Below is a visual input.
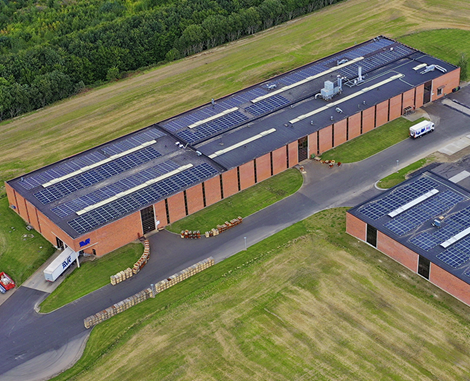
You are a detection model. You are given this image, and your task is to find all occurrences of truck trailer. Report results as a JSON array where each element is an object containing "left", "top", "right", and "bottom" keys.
[
  {"left": 409, "top": 120, "right": 434, "bottom": 138},
  {"left": 44, "top": 247, "right": 79, "bottom": 282}
]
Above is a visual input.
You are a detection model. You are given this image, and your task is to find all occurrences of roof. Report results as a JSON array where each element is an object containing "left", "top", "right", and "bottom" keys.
[
  {"left": 7, "top": 36, "right": 457, "bottom": 239},
  {"left": 348, "top": 170, "right": 470, "bottom": 286}
]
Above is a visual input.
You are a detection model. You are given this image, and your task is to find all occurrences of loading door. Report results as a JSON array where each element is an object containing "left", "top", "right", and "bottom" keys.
[
  {"left": 298, "top": 136, "right": 308, "bottom": 162},
  {"left": 423, "top": 80, "right": 432, "bottom": 104},
  {"left": 141, "top": 205, "right": 156, "bottom": 234}
]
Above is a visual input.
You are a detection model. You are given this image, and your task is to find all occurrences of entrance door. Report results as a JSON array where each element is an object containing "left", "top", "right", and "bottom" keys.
[
  {"left": 298, "top": 136, "right": 308, "bottom": 162},
  {"left": 423, "top": 80, "right": 432, "bottom": 104},
  {"left": 56, "top": 237, "right": 65, "bottom": 249},
  {"left": 141, "top": 205, "right": 156, "bottom": 234},
  {"left": 418, "top": 255, "right": 430, "bottom": 279}
]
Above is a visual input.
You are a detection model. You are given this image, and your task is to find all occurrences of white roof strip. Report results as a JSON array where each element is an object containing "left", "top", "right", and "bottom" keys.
[
  {"left": 413, "top": 63, "right": 427, "bottom": 71},
  {"left": 208, "top": 128, "right": 276, "bottom": 159},
  {"left": 449, "top": 170, "right": 470, "bottom": 184},
  {"left": 388, "top": 189, "right": 439, "bottom": 218},
  {"left": 290, "top": 74, "right": 404, "bottom": 124},
  {"left": 42, "top": 140, "right": 157, "bottom": 188},
  {"left": 188, "top": 107, "right": 239, "bottom": 128},
  {"left": 440, "top": 226, "right": 470, "bottom": 249},
  {"left": 76, "top": 164, "right": 193, "bottom": 215},
  {"left": 251, "top": 57, "right": 365, "bottom": 103}
]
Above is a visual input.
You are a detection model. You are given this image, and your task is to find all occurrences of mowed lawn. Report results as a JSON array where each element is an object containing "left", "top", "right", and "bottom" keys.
[
  {"left": 0, "top": 196, "right": 54, "bottom": 285},
  {"left": 55, "top": 209, "right": 470, "bottom": 381},
  {"left": 167, "top": 168, "right": 303, "bottom": 233}
]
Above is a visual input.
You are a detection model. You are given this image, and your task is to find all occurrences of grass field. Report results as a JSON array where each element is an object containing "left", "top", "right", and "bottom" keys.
[
  {"left": 0, "top": 196, "right": 54, "bottom": 285},
  {"left": 53, "top": 208, "right": 470, "bottom": 380},
  {"left": 377, "top": 156, "right": 437, "bottom": 188},
  {"left": 320, "top": 117, "right": 425, "bottom": 163},
  {"left": 167, "top": 169, "right": 303, "bottom": 233},
  {"left": 40, "top": 243, "right": 143, "bottom": 313}
]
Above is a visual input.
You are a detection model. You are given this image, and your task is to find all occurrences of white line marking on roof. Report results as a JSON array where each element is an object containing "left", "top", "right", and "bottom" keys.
[
  {"left": 208, "top": 128, "right": 277, "bottom": 159},
  {"left": 188, "top": 107, "right": 239, "bottom": 128},
  {"left": 42, "top": 140, "right": 157, "bottom": 188},
  {"left": 76, "top": 164, "right": 193, "bottom": 215},
  {"left": 250, "top": 57, "right": 365, "bottom": 103},
  {"left": 289, "top": 74, "right": 404, "bottom": 124}
]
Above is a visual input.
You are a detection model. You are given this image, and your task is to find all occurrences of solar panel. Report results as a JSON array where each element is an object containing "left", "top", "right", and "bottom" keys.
[
  {"left": 437, "top": 235, "right": 470, "bottom": 268},
  {"left": 359, "top": 176, "right": 438, "bottom": 220},
  {"left": 245, "top": 95, "right": 290, "bottom": 117},
  {"left": 411, "top": 207, "right": 470, "bottom": 251},
  {"left": 34, "top": 147, "right": 161, "bottom": 205},
  {"left": 67, "top": 163, "right": 219, "bottom": 235},
  {"left": 176, "top": 111, "right": 249, "bottom": 144},
  {"left": 385, "top": 190, "right": 464, "bottom": 236}
]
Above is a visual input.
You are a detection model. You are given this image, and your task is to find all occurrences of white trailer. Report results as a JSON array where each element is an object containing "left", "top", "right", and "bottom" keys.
[
  {"left": 409, "top": 120, "right": 434, "bottom": 138},
  {"left": 44, "top": 247, "right": 79, "bottom": 282}
]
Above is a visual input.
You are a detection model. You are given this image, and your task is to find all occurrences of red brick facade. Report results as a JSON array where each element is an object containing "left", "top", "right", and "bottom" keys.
[
  {"left": 389, "top": 94, "right": 402, "bottom": 121},
  {"left": 203, "top": 176, "right": 221, "bottom": 206},
  {"left": 308, "top": 132, "right": 317, "bottom": 158},
  {"left": 154, "top": 200, "right": 168, "bottom": 227},
  {"left": 318, "top": 125, "right": 332, "bottom": 154},
  {"left": 376, "top": 231, "right": 419, "bottom": 272},
  {"left": 362, "top": 107, "right": 375, "bottom": 133},
  {"left": 239, "top": 161, "right": 255, "bottom": 190},
  {"left": 185, "top": 184, "right": 204, "bottom": 215},
  {"left": 375, "top": 100, "right": 389, "bottom": 128},
  {"left": 402, "top": 88, "right": 415, "bottom": 111},
  {"left": 345, "top": 212, "right": 366, "bottom": 241},
  {"left": 348, "top": 113, "right": 361, "bottom": 140},
  {"left": 415, "top": 85, "right": 424, "bottom": 108},
  {"left": 167, "top": 192, "right": 186, "bottom": 223},
  {"left": 222, "top": 168, "right": 238, "bottom": 198},
  {"left": 288, "top": 141, "right": 299, "bottom": 166},
  {"left": 431, "top": 68, "right": 460, "bottom": 102},
  {"left": 272, "top": 147, "right": 287, "bottom": 175},
  {"left": 256, "top": 153, "right": 271, "bottom": 182},
  {"left": 430, "top": 264, "right": 470, "bottom": 306},
  {"left": 333, "top": 119, "right": 347, "bottom": 147}
]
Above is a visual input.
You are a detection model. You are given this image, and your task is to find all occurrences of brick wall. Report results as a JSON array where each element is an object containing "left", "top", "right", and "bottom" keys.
[
  {"left": 203, "top": 176, "right": 221, "bottom": 206},
  {"left": 345, "top": 212, "right": 366, "bottom": 241},
  {"left": 272, "top": 146, "right": 287, "bottom": 175},
  {"left": 348, "top": 113, "right": 361, "bottom": 140},
  {"left": 167, "top": 192, "right": 186, "bottom": 223},
  {"left": 431, "top": 68, "right": 461, "bottom": 101},
  {"left": 375, "top": 100, "right": 389, "bottom": 128},
  {"left": 185, "top": 184, "right": 204, "bottom": 215},
  {"left": 306, "top": 133, "right": 316, "bottom": 158},
  {"left": 288, "top": 142, "right": 299, "bottom": 166},
  {"left": 333, "top": 119, "right": 347, "bottom": 147},
  {"left": 154, "top": 200, "right": 168, "bottom": 227},
  {"left": 318, "top": 125, "right": 332, "bottom": 154},
  {"left": 222, "top": 168, "right": 238, "bottom": 198},
  {"left": 377, "top": 231, "right": 418, "bottom": 272},
  {"left": 362, "top": 107, "right": 375, "bottom": 133},
  {"left": 256, "top": 153, "right": 271, "bottom": 182},
  {"left": 402, "top": 88, "right": 415, "bottom": 111},
  {"left": 389, "top": 94, "right": 402, "bottom": 121},
  {"left": 239, "top": 161, "right": 255, "bottom": 189},
  {"left": 429, "top": 263, "right": 470, "bottom": 306},
  {"left": 415, "top": 84, "right": 424, "bottom": 109}
]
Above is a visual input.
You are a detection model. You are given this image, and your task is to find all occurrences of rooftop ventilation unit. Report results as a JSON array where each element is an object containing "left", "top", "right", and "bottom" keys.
[
  {"left": 267, "top": 83, "right": 277, "bottom": 90},
  {"left": 420, "top": 64, "right": 448, "bottom": 74},
  {"left": 335, "top": 107, "right": 343, "bottom": 113},
  {"left": 319, "top": 75, "right": 343, "bottom": 101},
  {"left": 337, "top": 58, "right": 348, "bottom": 65}
]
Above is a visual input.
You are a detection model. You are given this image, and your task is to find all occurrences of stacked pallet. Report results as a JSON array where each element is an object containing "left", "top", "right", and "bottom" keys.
[
  {"left": 180, "top": 230, "right": 201, "bottom": 239},
  {"left": 84, "top": 288, "right": 152, "bottom": 329},
  {"left": 110, "top": 268, "right": 133, "bottom": 285},
  {"left": 85, "top": 258, "right": 214, "bottom": 329},
  {"left": 205, "top": 216, "right": 242, "bottom": 237},
  {"left": 132, "top": 240, "right": 150, "bottom": 275}
]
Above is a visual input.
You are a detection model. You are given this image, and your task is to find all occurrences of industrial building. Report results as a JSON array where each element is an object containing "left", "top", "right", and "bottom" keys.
[
  {"left": 347, "top": 159, "right": 470, "bottom": 307},
  {"left": 6, "top": 36, "right": 460, "bottom": 256}
]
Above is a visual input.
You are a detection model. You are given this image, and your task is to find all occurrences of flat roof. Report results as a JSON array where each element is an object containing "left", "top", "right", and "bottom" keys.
[
  {"left": 7, "top": 36, "right": 457, "bottom": 239},
  {"left": 348, "top": 171, "right": 470, "bottom": 286}
]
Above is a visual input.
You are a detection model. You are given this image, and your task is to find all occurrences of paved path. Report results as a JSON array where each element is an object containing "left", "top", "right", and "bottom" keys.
[{"left": 1, "top": 88, "right": 470, "bottom": 380}]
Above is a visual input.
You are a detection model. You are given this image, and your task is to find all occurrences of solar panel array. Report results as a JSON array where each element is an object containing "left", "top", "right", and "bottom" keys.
[
  {"left": 18, "top": 128, "right": 165, "bottom": 190},
  {"left": 411, "top": 207, "right": 470, "bottom": 251},
  {"left": 176, "top": 111, "right": 249, "bottom": 144},
  {"left": 161, "top": 88, "right": 265, "bottom": 133},
  {"left": 67, "top": 163, "right": 219, "bottom": 235},
  {"left": 359, "top": 176, "right": 438, "bottom": 220},
  {"left": 34, "top": 147, "right": 162, "bottom": 205},
  {"left": 52, "top": 160, "right": 180, "bottom": 218},
  {"left": 245, "top": 95, "right": 290, "bottom": 117},
  {"left": 385, "top": 190, "right": 464, "bottom": 236},
  {"left": 437, "top": 235, "right": 470, "bottom": 268}
]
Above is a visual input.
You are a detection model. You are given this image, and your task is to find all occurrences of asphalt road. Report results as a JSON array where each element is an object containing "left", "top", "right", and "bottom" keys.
[{"left": 1, "top": 88, "right": 470, "bottom": 380}]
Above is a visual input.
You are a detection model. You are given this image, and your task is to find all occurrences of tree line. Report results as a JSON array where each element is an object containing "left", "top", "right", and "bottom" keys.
[{"left": 0, "top": 0, "right": 341, "bottom": 122}]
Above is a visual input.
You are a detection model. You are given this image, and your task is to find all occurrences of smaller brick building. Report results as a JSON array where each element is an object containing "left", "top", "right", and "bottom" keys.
[{"left": 347, "top": 167, "right": 470, "bottom": 306}]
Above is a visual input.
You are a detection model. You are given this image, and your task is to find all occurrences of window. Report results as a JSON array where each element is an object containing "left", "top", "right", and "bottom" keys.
[
  {"left": 437, "top": 87, "right": 443, "bottom": 96},
  {"left": 366, "top": 224, "right": 377, "bottom": 247}
]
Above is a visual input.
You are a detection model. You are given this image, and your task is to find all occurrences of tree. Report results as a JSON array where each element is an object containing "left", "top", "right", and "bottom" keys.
[
  {"left": 106, "top": 66, "right": 120, "bottom": 81},
  {"left": 458, "top": 53, "right": 468, "bottom": 81}
]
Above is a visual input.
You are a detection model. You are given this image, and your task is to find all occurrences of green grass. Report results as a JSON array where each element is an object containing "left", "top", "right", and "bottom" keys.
[
  {"left": 166, "top": 168, "right": 303, "bottom": 233},
  {"left": 377, "top": 157, "right": 436, "bottom": 188},
  {"left": 320, "top": 117, "right": 425, "bottom": 163},
  {"left": 399, "top": 29, "right": 470, "bottom": 81},
  {"left": 0, "top": 196, "right": 54, "bottom": 285},
  {"left": 39, "top": 243, "right": 144, "bottom": 313},
  {"left": 52, "top": 208, "right": 470, "bottom": 380}
]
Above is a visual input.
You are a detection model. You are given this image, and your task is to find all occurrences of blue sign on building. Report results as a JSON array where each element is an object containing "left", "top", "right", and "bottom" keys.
[{"left": 79, "top": 238, "right": 91, "bottom": 247}]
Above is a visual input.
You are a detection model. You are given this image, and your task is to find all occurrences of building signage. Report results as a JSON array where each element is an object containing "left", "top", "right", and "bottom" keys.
[{"left": 79, "top": 238, "right": 91, "bottom": 247}]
